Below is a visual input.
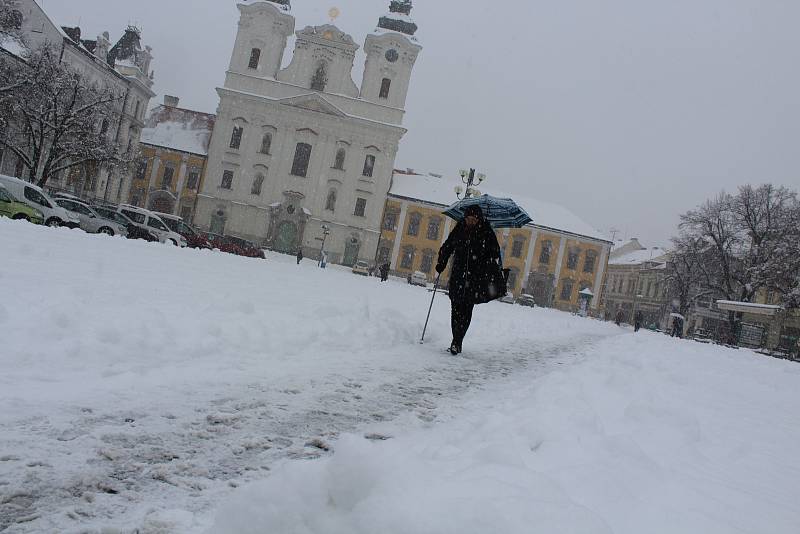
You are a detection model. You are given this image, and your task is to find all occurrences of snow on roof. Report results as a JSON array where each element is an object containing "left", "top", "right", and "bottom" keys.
[
  {"left": 609, "top": 247, "right": 669, "bottom": 266},
  {"left": 389, "top": 171, "right": 610, "bottom": 243},
  {"left": 140, "top": 105, "right": 216, "bottom": 156}
]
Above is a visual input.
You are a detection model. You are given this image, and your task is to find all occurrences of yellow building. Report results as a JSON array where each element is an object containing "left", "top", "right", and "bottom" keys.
[
  {"left": 129, "top": 96, "right": 215, "bottom": 222},
  {"left": 377, "top": 170, "right": 613, "bottom": 313}
]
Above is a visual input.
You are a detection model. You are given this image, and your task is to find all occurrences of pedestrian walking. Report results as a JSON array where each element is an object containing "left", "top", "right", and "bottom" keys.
[
  {"left": 634, "top": 310, "right": 643, "bottom": 332},
  {"left": 671, "top": 316, "right": 684, "bottom": 338},
  {"left": 296, "top": 248, "right": 303, "bottom": 265},
  {"left": 379, "top": 263, "right": 390, "bottom": 282},
  {"left": 436, "top": 205, "right": 503, "bottom": 355},
  {"left": 615, "top": 309, "right": 624, "bottom": 326}
]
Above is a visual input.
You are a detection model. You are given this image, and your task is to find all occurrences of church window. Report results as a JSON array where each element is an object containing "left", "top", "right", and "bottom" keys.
[
  {"left": 583, "top": 251, "right": 597, "bottom": 273},
  {"left": 362, "top": 154, "right": 375, "bottom": 177},
  {"left": 379, "top": 78, "right": 391, "bottom": 99},
  {"left": 333, "top": 148, "right": 346, "bottom": 170},
  {"left": 539, "top": 240, "right": 552, "bottom": 264},
  {"left": 511, "top": 237, "right": 525, "bottom": 258},
  {"left": 383, "top": 211, "right": 397, "bottom": 230},
  {"left": 248, "top": 48, "right": 261, "bottom": 70},
  {"left": 420, "top": 250, "right": 435, "bottom": 274},
  {"left": 560, "top": 279, "right": 574, "bottom": 301},
  {"left": 187, "top": 170, "right": 199, "bottom": 190},
  {"left": 310, "top": 63, "right": 327, "bottom": 92},
  {"left": 291, "top": 142, "right": 312, "bottom": 177},
  {"left": 229, "top": 126, "right": 243, "bottom": 149},
  {"left": 400, "top": 247, "right": 415, "bottom": 269},
  {"left": 251, "top": 173, "right": 265, "bottom": 195},
  {"left": 325, "top": 189, "right": 337, "bottom": 211},
  {"left": 259, "top": 133, "right": 272, "bottom": 155},
  {"left": 354, "top": 197, "right": 367, "bottom": 217},
  {"left": 426, "top": 218, "right": 440, "bottom": 240},
  {"left": 407, "top": 213, "right": 421, "bottom": 236},
  {"left": 220, "top": 170, "right": 233, "bottom": 190},
  {"left": 160, "top": 166, "right": 174, "bottom": 190},
  {"left": 567, "top": 248, "right": 580, "bottom": 270}
]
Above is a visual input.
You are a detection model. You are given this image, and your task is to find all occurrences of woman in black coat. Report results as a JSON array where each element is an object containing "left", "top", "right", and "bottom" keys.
[{"left": 436, "top": 205, "right": 503, "bottom": 354}]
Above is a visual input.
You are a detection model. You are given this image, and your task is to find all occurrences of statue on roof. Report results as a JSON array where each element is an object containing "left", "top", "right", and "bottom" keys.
[
  {"left": 379, "top": 0, "right": 417, "bottom": 36},
  {"left": 389, "top": 0, "right": 413, "bottom": 15}
]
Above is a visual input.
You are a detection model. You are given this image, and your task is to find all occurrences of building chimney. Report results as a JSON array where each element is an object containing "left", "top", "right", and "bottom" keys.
[{"left": 164, "top": 95, "right": 179, "bottom": 108}]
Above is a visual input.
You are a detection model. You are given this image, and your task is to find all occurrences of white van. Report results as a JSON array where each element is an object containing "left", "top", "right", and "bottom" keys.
[
  {"left": 116, "top": 205, "right": 186, "bottom": 246},
  {"left": 0, "top": 174, "right": 80, "bottom": 228}
]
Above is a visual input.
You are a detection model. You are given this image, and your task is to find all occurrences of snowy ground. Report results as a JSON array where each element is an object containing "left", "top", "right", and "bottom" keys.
[{"left": 1, "top": 218, "right": 799, "bottom": 533}]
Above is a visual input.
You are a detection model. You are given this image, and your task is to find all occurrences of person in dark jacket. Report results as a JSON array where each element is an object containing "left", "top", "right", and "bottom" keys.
[
  {"left": 436, "top": 205, "right": 502, "bottom": 355},
  {"left": 615, "top": 309, "right": 624, "bottom": 326},
  {"left": 379, "top": 263, "right": 390, "bottom": 282},
  {"left": 296, "top": 248, "right": 303, "bottom": 265},
  {"left": 634, "top": 310, "right": 643, "bottom": 332}
]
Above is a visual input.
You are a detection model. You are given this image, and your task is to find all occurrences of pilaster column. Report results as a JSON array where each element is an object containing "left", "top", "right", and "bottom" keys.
[
  {"left": 390, "top": 201, "right": 408, "bottom": 270},
  {"left": 553, "top": 236, "right": 567, "bottom": 289},
  {"left": 144, "top": 151, "right": 162, "bottom": 208},
  {"left": 522, "top": 229, "right": 540, "bottom": 290},
  {"left": 174, "top": 155, "right": 190, "bottom": 215},
  {"left": 591, "top": 244, "right": 611, "bottom": 309}
]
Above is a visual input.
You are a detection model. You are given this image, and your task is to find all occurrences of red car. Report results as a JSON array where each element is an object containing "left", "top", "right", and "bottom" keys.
[
  {"left": 156, "top": 212, "right": 212, "bottom": 249},
  {"left": 202, "top": 232, "right": 266, "bottom": 259}
]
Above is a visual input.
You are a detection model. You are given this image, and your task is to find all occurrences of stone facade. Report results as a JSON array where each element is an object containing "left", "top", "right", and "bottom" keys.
[
  {"left": 195, "top": 0, "right": 421, "bottom": 266},
  {"left": 131, "top": 97, "right": 216, "bottom": 222},
  {"left": 1, "top": 0, "right": 155, "bottom": 204}
]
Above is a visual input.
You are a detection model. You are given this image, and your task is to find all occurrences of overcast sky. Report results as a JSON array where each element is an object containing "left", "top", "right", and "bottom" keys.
[{"left": 42, "top": 0, "right": 800, "bottom": 245}]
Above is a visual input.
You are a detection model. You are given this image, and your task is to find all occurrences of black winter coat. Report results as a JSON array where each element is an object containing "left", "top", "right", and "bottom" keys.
[{"left": 437, "top": 220, "right": 503, "bottom": 304}]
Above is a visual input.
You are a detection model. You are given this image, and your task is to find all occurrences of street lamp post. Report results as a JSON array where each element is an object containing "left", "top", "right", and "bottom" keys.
[
  {"left": 318, "top": 224, "right": 331, "bottom": 268},
  {"left": 454, "top": 168, "right": 486, "bottom": 199}
]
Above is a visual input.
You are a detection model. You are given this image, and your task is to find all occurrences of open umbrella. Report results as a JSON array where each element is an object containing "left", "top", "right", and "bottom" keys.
[{"left": 443, "top": 194, "right": 533, "bottom": 229}]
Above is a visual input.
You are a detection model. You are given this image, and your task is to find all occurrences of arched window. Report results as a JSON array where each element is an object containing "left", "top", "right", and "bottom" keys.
[
  {"left": 291, "top": 142, "right": 312, "bottom": 177},
  {"left": 354, "top": 198, "right": 367, "bottom": 217},
  {"left": 560, "top": 279, "right": 574, "bottom": 301},
  {"left": 230, "top": 126, "right": 243, "bottom": 149},
  {"left": 420, "top": 250, "right": 435, "bottom": 273},
  {"left": 400, "top": 246, "right": 415, "bottom": 269},
  {"left": 325, "top": 189, "right": 337, "bottom": 211},
  {"left": 333, "top": 148, "right": 346, "bottom": 170},
  {"left": 567, "top": 248, "right": 580, "bottom": 270},
  {"left": 260, "top": 133, "right": 272, "bottom": 155},
  {"left": 251, "top": 173, "right": 265, "bottom": 195},
  {"left": 362, "top": 154, "right": 375, "bottom": 177},
  {"left": 310, "top": 63, "right": 327, "bottom": 91},
  {"left": 511, "top": 237, "right": 525, "bottom": 258},
  {"left": 220, "top": 170, "right": 234, "bottom": 190},
  {"left": 248, "top": 48, "right": 261, "bottom": 70},
  {"left": 379, "top": 78, "right": 391, "bottom": 99},
  {"left": 426, "top": 218, "right": 440, "bottom": 240}
]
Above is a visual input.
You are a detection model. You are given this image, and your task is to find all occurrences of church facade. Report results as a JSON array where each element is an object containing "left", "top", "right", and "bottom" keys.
[{"left": 195, "top": 0, "right": 421, "bottom": 265}]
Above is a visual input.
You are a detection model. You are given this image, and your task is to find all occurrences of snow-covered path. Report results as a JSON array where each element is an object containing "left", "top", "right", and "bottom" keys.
[{"left": 0, "top": 220, "right": 618, "bottom": 533}]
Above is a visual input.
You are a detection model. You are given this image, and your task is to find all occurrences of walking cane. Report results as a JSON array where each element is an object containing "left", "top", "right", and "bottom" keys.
[{"left": 420, "top": 273, "right": 441, "bottom": 344}]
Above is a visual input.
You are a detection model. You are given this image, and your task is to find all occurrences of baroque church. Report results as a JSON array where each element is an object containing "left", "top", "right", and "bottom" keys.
[{"left": 195, "top": 0, "right": 421, "bottom": 266}]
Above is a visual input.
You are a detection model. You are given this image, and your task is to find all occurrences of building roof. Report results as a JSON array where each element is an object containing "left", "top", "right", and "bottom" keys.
[
  {"left": 389, "top": 170, "right": 611, "bottom": 243},
  {"left": 140, "top": 105, "right": 216, "bottom": 156}
]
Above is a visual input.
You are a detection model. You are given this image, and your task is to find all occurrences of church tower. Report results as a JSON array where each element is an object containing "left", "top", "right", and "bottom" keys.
[
  {"left": 228, "top": 0, "right": 295, "bottom": 79},
  {"left": 360, "top": 0, "right": 422, "bottom": 111}
]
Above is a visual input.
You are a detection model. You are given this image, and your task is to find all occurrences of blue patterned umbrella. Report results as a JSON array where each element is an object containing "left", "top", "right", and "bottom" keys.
[{"left": 443, "top": 195, "right": 533, "bottom": 228}]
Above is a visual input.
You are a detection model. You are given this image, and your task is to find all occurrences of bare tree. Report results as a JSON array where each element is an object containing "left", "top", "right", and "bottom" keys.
[
  {"left": 0, "top": 44, "right": 131, "bottom": 187},
  {"left": 664, "top": 236, "right": 714, "bottom": 316}
]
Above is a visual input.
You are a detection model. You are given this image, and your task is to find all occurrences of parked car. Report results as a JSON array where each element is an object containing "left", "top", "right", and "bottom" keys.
[
  {"left": 0, "top": 184, "right": 44, "bottom": 224},
  {"left": 409, "top": 271, "right": 428, "bottom": 287},
  {"left": 116, "top": 205, "right": 187, "bottom": 246},
  {"left": 352, "top": 260, "right": 371, "bottom": 276},
  {"left": 92, "top": 205, "right": 157, "bottom": 242},
  {"left": 155, "top": 212, "right": 211, "bottom": 249},
  {"left": 203, "top": 232, "right": 266, "bottom": 258},
  {"left": 516, "top": 294, "right": 536, "bottom": 307},
  {"left": 54, "top": 198, "right": 127, "bottom": 236},
  {"left": 499, "top": 293, "right": 515, "bottom": 304},
  {"left": 0, "top": 174, "right": 79, "bottom": 228}
]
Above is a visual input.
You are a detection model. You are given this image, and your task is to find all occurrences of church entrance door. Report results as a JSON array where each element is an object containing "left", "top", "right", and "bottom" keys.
[
  {"left": 342, "top": 239, "right": 360, "bottom": 267},
  {"left": 275, "top": 221, "right": 298, "bottom": 253}
]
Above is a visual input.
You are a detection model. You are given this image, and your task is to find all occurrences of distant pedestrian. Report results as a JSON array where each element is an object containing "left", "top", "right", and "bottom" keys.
[
  {"left": 296, "top": 248, "right": 303, "bottom": 265},
  {"left": 379, "top": 263, "right": 390, "bottom": 282},
  {"left": 671, "top": 317, "right": 684, "bottom": 338},
  {"left": 634, "top": 310, "right": 643, "bottom": 332},
  {"left": 436, "top": 205, "right": 503, "bottom": 355},
  {"left": 615, "top": 309, "right": 624, "bottom": 326}
]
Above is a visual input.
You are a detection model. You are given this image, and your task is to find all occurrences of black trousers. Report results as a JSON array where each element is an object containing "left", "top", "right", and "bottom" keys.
[{"left": 451, "top": 300, "right": 475, "bottom": 346}]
